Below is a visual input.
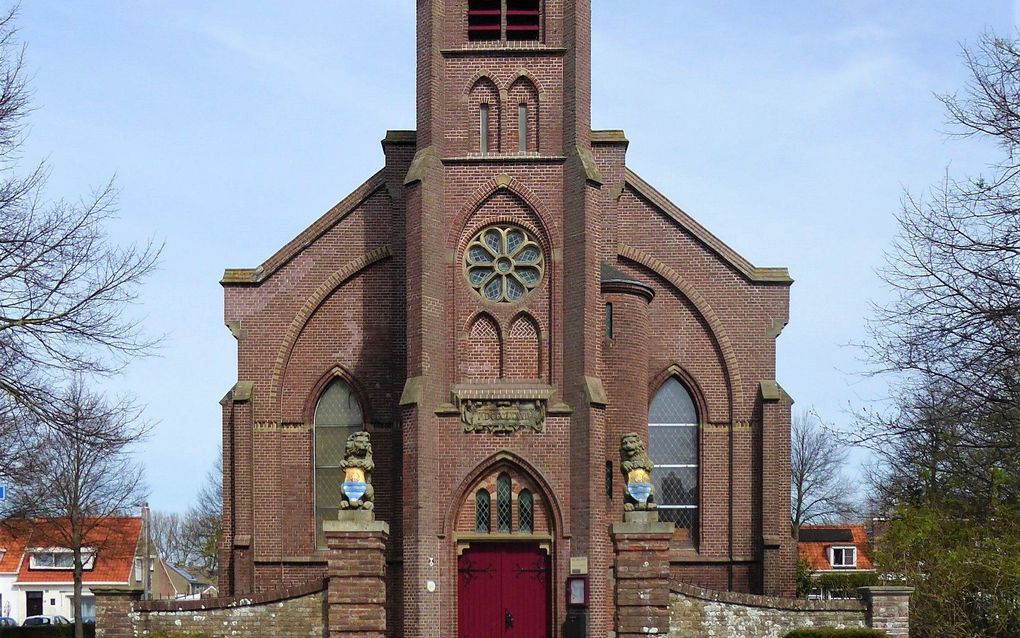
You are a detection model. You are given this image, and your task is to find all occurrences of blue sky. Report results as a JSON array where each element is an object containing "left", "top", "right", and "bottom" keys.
[{"left": 12, "top": 2, "right": 1015, "bottom": 512}]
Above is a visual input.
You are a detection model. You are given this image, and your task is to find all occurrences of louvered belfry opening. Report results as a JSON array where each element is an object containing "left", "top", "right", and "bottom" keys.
[
  {"left": 506, "top": 0, "right": 540, "bottom": 41},
  {"left": 468, "top": 0, "right": 501, "bottom": 41},
  {"left": 468, "top": 0, "right": 540, "bottom": 42}
]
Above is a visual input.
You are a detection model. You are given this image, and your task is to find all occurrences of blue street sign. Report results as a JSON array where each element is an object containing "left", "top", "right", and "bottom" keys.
[{"left": 0, "top": 485, "right": 6, "bottom": 501}]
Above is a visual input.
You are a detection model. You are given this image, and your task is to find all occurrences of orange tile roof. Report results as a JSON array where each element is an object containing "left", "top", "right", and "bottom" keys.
[
  {"left": 798, "top": 524, "right": 873, "bottom": 572},
  {"left": 0, "top": 520, "right": 32, "bottom": 573},
  {"left": 10, "top": 517, "right": 141, "bottom": 584}
]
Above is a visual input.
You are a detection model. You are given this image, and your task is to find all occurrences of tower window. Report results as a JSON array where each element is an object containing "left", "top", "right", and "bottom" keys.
[
  {"left": 518, "top": 103, "right": 528, "bottom": 153},
  {"left": 604, "top": 303, "right": 613, "bottom": 338},
  {"left": 480, "top": 104, "right": 490, "bottom": 155},
  {"left": 468, "top": 0, "right": 540, "bottom": 43},
  {"left": 467, "top": 0, "right": 501, "bottom": 41}
]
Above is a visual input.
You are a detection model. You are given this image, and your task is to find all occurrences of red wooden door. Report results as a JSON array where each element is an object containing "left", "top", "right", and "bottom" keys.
[{"left": 458, "top": 543, "right": 550, "bottom": 638}]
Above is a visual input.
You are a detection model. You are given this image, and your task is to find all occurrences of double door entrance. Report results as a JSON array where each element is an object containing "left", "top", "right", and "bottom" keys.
[{"left": 457, "top": 542, "right": 551, "bottom": 638}]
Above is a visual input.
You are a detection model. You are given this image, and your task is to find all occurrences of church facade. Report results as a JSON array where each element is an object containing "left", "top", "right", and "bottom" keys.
[{"left": 218, "top": 2, "right": 795, "bottom": 636}]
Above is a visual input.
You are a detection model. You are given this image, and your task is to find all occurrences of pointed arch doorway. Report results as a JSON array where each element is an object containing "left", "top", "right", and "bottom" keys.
[{"left": 455, "top": 468, "right": 553, "bottom": 638}]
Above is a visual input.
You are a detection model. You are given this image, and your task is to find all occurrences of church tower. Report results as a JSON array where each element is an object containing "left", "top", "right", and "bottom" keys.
[
  {"left": 219, "top": 3, "right": 796, "bottom": 637},
  {"left": 401, "top": 1, "right": 612, "bottom": 636}
]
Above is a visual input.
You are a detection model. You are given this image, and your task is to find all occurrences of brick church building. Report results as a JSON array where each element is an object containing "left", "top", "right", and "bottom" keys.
[{"left": 217, "top": 2, "right": 796, "bottom": 636}]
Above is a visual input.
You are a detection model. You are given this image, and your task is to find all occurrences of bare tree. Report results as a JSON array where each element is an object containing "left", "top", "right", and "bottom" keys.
[
  {"left": 790, "top": 410, "right": 856, "bottom": 539},
  {"left": 8, "top": 379, "right": 148, "bottom": 638},
  {"left": 184, "top": 453, "right": 222, "bottom": 577},
  {"left": 150, "top": 455, "right": 222, "bottom": 577},
  {"left": 862, "top": 32, "right": 1020, "bottom": 421},
  {"left": 0, "top": 7, "right": 159, "bottom": 453},
  {"left": 150, "top": 510, "right": 188, "bottom": 566}
]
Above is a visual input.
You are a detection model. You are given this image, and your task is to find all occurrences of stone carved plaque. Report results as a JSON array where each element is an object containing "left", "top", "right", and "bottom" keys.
[{"left": 461, "top": 399, "right": 546, "bottom": 434}]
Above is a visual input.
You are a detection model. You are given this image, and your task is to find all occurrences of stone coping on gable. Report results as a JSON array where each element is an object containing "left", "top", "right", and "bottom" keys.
[
  {"left": 672, "top": 582, "right": 866, "bottom": 612},
  {"left": 133, "top": 578, "right": 327, "bottom": 613}
]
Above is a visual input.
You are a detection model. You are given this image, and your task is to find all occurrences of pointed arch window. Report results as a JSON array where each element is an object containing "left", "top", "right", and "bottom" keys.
[
  {"left": 518, "top": 489, "right": 533, "bottom": 533},
  {"left": 649, "top": 377, "right": 699, "bottom": 539},
  {"left": 475, "top": 489, "right": 491, "bottom": 533},
  {"left": 314, "top": 377, "right": 363, "bottom": 548},
  {"left": 496, "top": 473, "right": 512, "bottom": 533}
]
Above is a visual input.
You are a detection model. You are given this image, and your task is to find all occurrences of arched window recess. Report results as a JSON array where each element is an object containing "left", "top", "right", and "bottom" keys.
[
  {"left": 648, "top": 376, "right": 699, "bottom": 541},
  {"left": 313, "top": 377, "right": 364, "bottom": 548}
]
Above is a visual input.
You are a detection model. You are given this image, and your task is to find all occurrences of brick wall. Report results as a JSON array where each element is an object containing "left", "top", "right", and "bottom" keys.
[
  {"left": 133, "top": 582, "right": 325, "bottom": 638},
  {"left": 670, "top": 583, "right": 868, "bottom": 638}
]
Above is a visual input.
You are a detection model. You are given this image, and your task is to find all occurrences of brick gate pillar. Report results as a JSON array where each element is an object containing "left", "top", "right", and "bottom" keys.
[
  {"left": 92, "top": 587, "right": 142, "bottom": 638},
  {"left": 860, "top": 586, "right": 913, "bottom": 638},
  {"left": 324, "top": 511, "right": 390, "bottom": 638},
  {"left": 610, "top": 512, "right": 675, "bottom": 638}
]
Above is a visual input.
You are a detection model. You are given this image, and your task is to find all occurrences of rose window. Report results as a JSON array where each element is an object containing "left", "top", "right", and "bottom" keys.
[{"left": 464, "top": 225, "right": 544, "bottom": 302}]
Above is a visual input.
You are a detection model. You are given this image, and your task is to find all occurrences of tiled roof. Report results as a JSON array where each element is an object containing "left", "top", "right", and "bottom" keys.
[
  {"left": 0, "top": 520, "right": 33, "bottom": 573},
  {"left": 798, "top": 524, "right": 873, "bottom": 572},
  {"left": 9, "top": 517, "right": 141, "bottom": 584}
]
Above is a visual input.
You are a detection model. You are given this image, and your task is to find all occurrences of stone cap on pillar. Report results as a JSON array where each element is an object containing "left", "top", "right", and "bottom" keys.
[
  {"left": 91, "top": 586, "right": 143, "bottom": 596},
  {"left": 610, "top": 519, "right": 675, "bottom": 537},
  {"left": 323, "top": 510, "right": 390, "bottom": 535}
]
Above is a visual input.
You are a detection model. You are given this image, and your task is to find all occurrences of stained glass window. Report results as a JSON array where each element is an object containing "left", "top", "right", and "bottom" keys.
[
  {"left": 649, "top": 377, "right": 699, "bottom": 538},
  {"left": 314, "top": 378, "right": 363, "bottom": 548},
  {"left": 475, "top": 489, "right": 491, "bottom": 533},
  {"left": 496, "top": 473, "right": 512, "bottom": 533},
  {"left": 464, "top": 225, "right": 544, "bottom": 303},
  {"left": 518, "top": 489, "right": 533, "bottom": 533}
]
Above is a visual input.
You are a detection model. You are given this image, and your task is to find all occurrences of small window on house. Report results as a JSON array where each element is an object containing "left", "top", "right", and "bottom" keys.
[
  {"left": 496, "top": 473, "right": 512, "bottom": 533},
  {"left": 518, "top": 103, "right": 528, "bottom": 153},
  {"left": 469, "top": 0, "right": 540, "bottom": 42},
  {"left": 830, "top": 546, "right": 856, "bottom": 569},
  {"left": 29, "top": 549, "right": 94, "bottom": 570},
  {"left": 518, "top": 490, "right": 533, "bottom": 533},
  {"left": 475, "top": 489, "right": 491, "bottom": 533},
  {"left": 480, "top": 104, "right": 490, "bottom": 155}
]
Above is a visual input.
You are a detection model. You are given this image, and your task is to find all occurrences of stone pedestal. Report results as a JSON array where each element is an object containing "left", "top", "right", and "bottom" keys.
[
  {"left": 860, "top": 586, "right": 913, "bottom": 638},
  {"left": 611, "top": 513, "right": 675, "bottom": 638},
  {"left": 324, "top": 510, "right": 390, "bottom": 638},
  {"left": 92, "top": 587, "right": 142, "bottom": 638}
]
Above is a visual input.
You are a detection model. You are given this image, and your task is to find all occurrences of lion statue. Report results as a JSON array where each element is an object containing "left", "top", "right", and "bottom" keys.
[
  {"left": 339, "top": 431, "right": 375, "bottom": 510},
  {"left": 620, "top": 432, "right": 656, "bottom": 511}
]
